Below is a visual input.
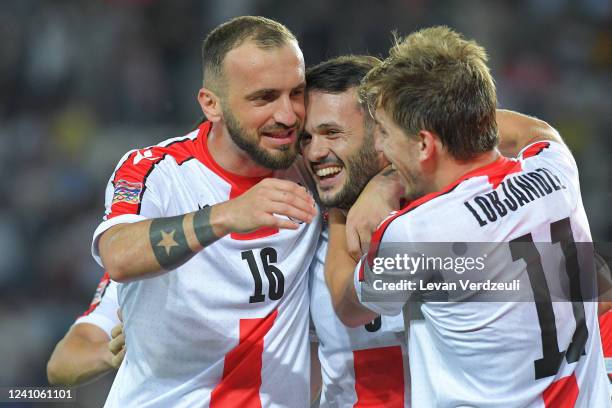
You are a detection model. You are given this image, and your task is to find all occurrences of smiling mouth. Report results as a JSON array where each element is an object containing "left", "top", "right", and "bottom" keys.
[
  {"left": 315, "top": 166, "right": 343, "bottom": 178},
  {"left": 262, "top": 129, "right": 295, "bottom": 139}
]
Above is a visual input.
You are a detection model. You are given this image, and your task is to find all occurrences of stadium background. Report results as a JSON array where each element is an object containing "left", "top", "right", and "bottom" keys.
[{"left": 0, "top": 0, "right": 610, "bottom": 406}]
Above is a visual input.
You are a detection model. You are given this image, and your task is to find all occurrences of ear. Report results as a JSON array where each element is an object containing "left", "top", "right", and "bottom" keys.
[
  {"left": 417, "top": 130, "right": 438, "bottom": 162},
  {"left": 198, "top": 87, "right": 222, "bottom": 122}
]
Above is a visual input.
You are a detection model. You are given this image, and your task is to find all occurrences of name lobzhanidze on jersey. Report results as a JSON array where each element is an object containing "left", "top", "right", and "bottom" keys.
[{"left": 464, "top": 167, "right": 566, "bottom": 227}]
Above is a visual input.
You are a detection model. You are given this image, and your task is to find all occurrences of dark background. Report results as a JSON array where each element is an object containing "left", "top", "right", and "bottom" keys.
[{"left": 0, "top": 0, "right": 610, "bottom": 406}]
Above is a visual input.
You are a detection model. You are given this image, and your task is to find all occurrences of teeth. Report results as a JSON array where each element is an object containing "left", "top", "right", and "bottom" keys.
[{"left": 316, "top": 167, "right": 342, "bottom": 177}]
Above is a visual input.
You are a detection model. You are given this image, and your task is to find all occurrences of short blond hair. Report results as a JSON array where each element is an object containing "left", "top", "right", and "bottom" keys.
[{"left": 361, "top": 26, "right": 498, "bottom": 160}]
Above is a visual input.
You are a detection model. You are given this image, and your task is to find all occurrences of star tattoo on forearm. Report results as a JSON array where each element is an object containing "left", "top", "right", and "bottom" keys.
[{"left": 149, "top": 205, "right": 220, "bottom": 270}]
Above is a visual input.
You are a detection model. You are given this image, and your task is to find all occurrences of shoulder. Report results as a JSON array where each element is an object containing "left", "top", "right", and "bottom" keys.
[
  {"left": 116, "top": 128, "right": 202, "bottom": 172},
  {"left": 109, "top": 126, "right": 207, "bottom": 188}
]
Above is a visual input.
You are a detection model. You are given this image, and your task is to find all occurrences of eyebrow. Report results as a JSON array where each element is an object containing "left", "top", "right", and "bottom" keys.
[
  {"left": 245, "top": 88, "right": 278, "bottom": 100},
  {"left": 245, "top": 82, "right": 306, "bottom": 101},
  {"left": 314, "top": 122, "right": 341, "bottom": 131},
  {"left": 293, "top": 82, "right": 306, "bottom": 91}
]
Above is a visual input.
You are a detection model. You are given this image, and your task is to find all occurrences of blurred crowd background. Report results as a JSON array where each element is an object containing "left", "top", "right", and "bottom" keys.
[{"left": 0, "top": 0, "right": 610, "bottom": 406}]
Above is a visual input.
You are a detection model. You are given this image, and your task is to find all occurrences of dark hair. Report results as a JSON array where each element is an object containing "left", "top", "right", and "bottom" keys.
[
  {"left": 361, "top": 26, "right": 498, "bottom": 160},
  {"left": 306, "top": 55, "right": 381, "bottom": 94},
  {"left": 202, "top": 16, "right": 297, "bottom": 92}
]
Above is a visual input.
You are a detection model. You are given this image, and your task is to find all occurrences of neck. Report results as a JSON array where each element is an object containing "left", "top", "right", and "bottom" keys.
[
  {"left": 207, "top": 121, "right": 273, "bottom": 177},
  {"left": 430, "top": 149, "right": 500, "bottom": 192}
]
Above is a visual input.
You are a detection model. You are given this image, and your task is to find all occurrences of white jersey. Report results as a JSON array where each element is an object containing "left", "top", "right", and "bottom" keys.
[
  {"left": 309, "top": 227, "right": 409, "bottom": 407},
  {"left": 73, "top": 272, "right": 120, "bottom": 338},
  {"left": 356, "top": 141, "right": 610, "bottom": 407},
  {"left": 92, "top": 122, "right": 322, "bottom": 408}
]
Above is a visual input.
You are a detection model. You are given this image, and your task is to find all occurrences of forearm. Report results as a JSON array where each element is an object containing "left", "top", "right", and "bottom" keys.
[
  {"left": 346, "top": 165, "right": 404, "bottom": 259},
  {"left": 325, "top": 210, "right": 378, "bottom": 327},
  {"left": 47, "top": 325, "right": 114, "bottom": 386},
  {"left": 496, "top": 109, "right": 563, "bottom": 157},
  {"left": 100, "top": 205, "right": 228, "bottom": 282}
]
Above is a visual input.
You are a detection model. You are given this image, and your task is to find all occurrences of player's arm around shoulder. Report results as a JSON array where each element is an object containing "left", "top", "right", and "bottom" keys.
[
  {"left": 325, "top": 209, "right": 378, "bottom": 328},
  {"left": 47, "top": 277, "right": 123, "bottom": 386},
  {"left": 496, "top": 109, "right": 565, "bottom": 157},
  {"left": 47, "top": 322, "right": 115, "bottom": 386},
  {"left": 99, "top": 178, "right": 317, "bottom": 282}
]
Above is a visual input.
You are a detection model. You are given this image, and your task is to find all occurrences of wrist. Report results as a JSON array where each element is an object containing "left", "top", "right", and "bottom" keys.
[
  {"left": 209, "top": 202, "right": 232, "bottom": 237},
  {"left": 328, "top": 208, "right": 346, "bottom": 225}
]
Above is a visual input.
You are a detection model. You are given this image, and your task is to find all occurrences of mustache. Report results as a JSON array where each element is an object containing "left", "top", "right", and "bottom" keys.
[
  {"left": 260, "top": 121, "right": 301, "bottom": 134},
  {"left": 310, "top": 157, "right": 344, "bottom": 167}
]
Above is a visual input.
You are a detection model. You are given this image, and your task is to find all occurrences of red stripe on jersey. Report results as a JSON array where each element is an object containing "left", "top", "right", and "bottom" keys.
[
  {"left": 353, "top": 346, "right": 405, "bottom": 407},
  {"left": 80, "top": 272, "right": 111, "bottom": 317},
  {"left": 521, "top": 141, "right": 551, "bottom": 159},
  {"left": 196, "top": 122, "right": 279, "bottom": 240},
  {"left": 542, "top": 373, "right": 578, "bottom": 408},
  {"left": 210, "top": 309, "right": 278, "bottom": 408},
  {"left": 364, "top": 155, "right": 517, "bottom": 274},
  {"left": 108, "top": 124, "right": 211, "bottom": 219},
  {"left": 487, "top": 158, "right": 522, "bottom": 189},
  {"left": 599, "top": 312, "right": 612, "bottom": 380},
  {"left": 599, "top": 312, "right": 612, "bottom": 358},
  {"left": 358, "top": 261, "right": 365, "bottom": 282}
]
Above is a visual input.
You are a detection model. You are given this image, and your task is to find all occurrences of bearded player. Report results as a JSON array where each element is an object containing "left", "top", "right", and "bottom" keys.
[
  {"left": 93, "top": 17, "right": 321, "bottom": 407},
  {"left": 302, "top": 56, "right": 409, "bottom": 407}
]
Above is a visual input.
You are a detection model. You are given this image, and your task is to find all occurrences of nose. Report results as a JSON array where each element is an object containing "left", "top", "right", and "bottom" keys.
[
  {"left": 273, "top": 95, "right": 299, "bottom": 127},
  {"left": 306, "top": 135, "right": 330, "bottom": 163}
]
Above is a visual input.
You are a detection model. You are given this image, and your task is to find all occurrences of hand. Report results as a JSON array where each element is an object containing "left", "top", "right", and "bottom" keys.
[
  {"left": 346, "top": 167, "right": 403, "bottom": 260},
  {"left": 213, "top": 178, "right": 317, "bottom": 234},
  {"left": 108, "top": 309, "right": 125, "bottom": 369}
]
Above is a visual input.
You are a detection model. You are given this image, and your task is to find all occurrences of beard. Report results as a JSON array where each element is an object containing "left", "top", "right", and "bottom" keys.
[
  {"left": 224, "top": 108, "right": 298, "bottom": 170},
  {"left": 320, "top": 132, "right": 381, "bottom": 210}
]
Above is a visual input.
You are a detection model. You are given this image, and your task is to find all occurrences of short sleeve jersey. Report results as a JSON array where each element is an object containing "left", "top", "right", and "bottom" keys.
[
  {"left": 92, "top": 122, "right": 322, "bottom": 408},
  {"left": 356, "top": 141, "right": 609, "bottom": 407},
  {"left": 73, "top": 272, "right": 120, "bottom": 338},
  {"left": 309, "top": 227, "right": 409, "bottom": 407}
]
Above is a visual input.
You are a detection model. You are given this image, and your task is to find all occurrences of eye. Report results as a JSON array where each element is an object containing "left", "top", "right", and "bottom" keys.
[
  {"left": 258, "top": 93, "right": 275, "bottom": 102},
  {"left": 291, "top": 88, "right": 304, "bottom": 98}
]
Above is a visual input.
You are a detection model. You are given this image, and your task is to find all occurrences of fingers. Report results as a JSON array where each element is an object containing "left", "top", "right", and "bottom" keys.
[
  {"left": 268, "top": 201, "right": 315, "bottom": 225},
  {"left": 260, "top": 214, "right": 301, "bottom": 231},
  {"left": 261, "top": 179, "right": 317, "bottom": 217},
  {"left": 111, "top": 323, "right": 123, "bottom": 339},
  {"left": 110, "top": 347, "right": 126, "bottom": 369},
  {"left": 266, "top": 190, "right": 316, "bottom": 220},
  {"left": 109, "top": 326, "right": 125, "bottom": 356}
]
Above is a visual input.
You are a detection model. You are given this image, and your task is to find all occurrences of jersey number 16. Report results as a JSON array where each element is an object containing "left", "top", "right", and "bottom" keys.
[{"left": 242, "top": 248, "right": 285, "bottom": 303}]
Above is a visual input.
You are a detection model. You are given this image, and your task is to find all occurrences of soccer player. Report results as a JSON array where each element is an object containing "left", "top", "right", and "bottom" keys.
[
  {"left": 93, "top": 17, "right": 321, "bottom": 407},
  {"left": 325, "top": 26, "right": 610, "bottom": 406},
  {"left": 47, "top": 272, "right": 123, "bottom": 385},
  {"left": 301, "top": 56, "right": 409, "bottom": 407}
]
